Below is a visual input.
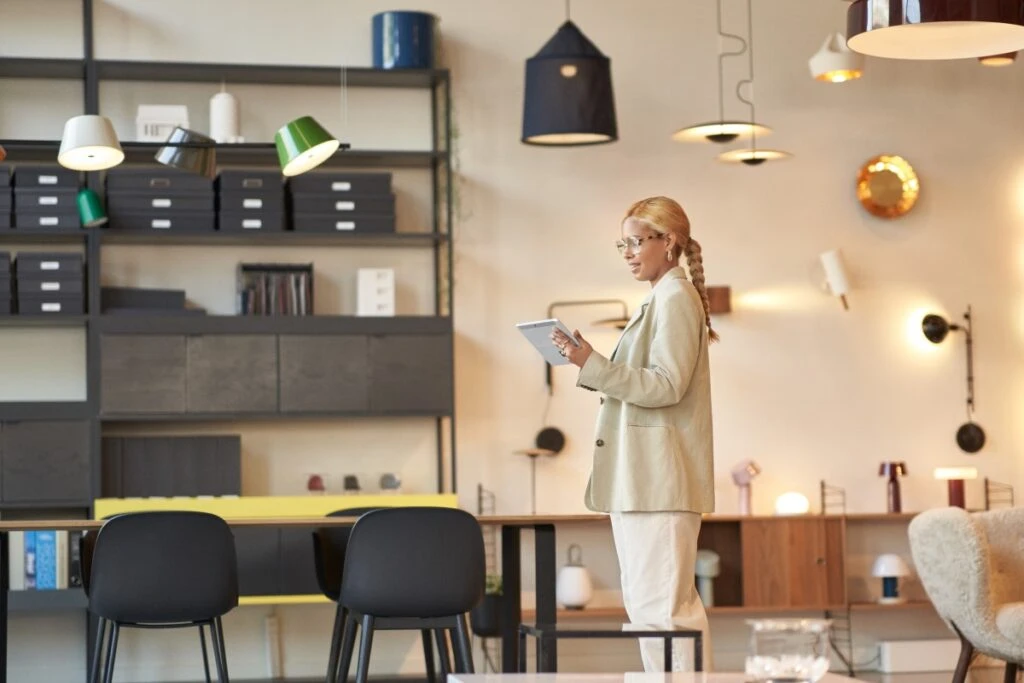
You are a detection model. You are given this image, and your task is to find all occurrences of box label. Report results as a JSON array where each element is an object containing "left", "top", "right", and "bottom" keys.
[
  {"left": 152, "top": 219, "right": 171, "bottom": 229},
  {"left": 335, "top": 221, "right": 355, "bottom": 231},
  {"left": 41, "top": 303, "right": 61, "bottom": 312},
  {"left": 41, "top": 282, "right": 60, "bottom": 292},
  {"left": 243, "top": 198, "right": 263, "bottom": 209},
  {"left": 243, "top": 219, "right": 263, "bottom": 229},
  {"left": 152, "top": 198, "right": 172, "bottom": 208},
  {"left": 331, "top": 181, "right": 352, "bottom": 192}
]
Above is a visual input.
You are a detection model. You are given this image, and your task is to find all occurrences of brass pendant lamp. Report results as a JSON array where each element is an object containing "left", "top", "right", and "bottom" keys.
[{"left": 673, "top": 0, "right": 770, "bottom": 144}]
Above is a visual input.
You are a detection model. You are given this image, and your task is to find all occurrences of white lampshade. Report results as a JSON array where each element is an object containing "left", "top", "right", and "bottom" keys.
[
  {"left": 934, "top": 467, "right": 979, "bottom": 481},
  {"left": 774, "top": 492, "right": 811, "bottom": 515},
  {"left": 58, "top": 115, "right": 124, "bottom": 171},
  {"left": 809, "top": 34, "right": 865, "bottom": 83},
  {"left": 872, "top": 553, "right": 911, "bottom": 578}
]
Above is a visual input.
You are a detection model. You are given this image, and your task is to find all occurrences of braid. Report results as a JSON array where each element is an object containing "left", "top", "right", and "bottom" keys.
[{"left": 684, "top": 238, "right": 720, "bottom": 343}]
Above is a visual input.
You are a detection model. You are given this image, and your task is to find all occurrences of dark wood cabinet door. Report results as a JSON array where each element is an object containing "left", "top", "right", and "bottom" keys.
[
  {"left": 100, "top": 334, "right": 186, "bottom": 414},
  {"left": 186, "top": 335, "right": 278, "bottom": 413},
  {"left": 278, "top": 335, "right": 369, "bottom": 413},
  {"left": 1, "top": 420, "right": 90, "bottom": 502},
  {"left": 369, "top": 334, "right": 453, "bottom": 413}
]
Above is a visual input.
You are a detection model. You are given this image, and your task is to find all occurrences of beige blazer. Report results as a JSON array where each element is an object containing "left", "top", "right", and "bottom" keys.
[{"left": 576, "top": 266, "right": 715, "bottom": 513}]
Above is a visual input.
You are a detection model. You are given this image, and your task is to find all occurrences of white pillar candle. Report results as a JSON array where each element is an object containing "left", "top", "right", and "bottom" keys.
[{"left": 209, "top": 90, "right": 240, "bottom": 143}]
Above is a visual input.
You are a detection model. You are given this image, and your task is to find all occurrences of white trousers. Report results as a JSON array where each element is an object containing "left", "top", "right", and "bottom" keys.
[{"left": 610, "top": 511, "right": 712, "bottom": 673}]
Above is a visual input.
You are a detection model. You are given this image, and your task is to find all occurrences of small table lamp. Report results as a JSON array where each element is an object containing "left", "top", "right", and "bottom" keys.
[
  {"left": 934, "top": 466, "right": 978, "bottom": 508},
  {"left": 695, "top": 549, "right": 721, "bottom": 607},
  {"left": 775, "top": 492, "right": 811, "bottom": 515},
  {"left": 879, "top": 461, "right": 908, "bottom": 513},
  {"left": 872, "top": 553, "right": 911, "bottom": 604},
  {"left": 731, "top": 459, "right": 761, "bottom": 515}
]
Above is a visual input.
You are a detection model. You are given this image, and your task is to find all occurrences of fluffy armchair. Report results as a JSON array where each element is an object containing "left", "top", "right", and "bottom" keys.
[{"left": 908, "top": 507, "right": 1024, "bottom": 683}]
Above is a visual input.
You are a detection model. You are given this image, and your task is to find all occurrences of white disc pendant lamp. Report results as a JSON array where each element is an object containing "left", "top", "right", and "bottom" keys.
[{"left": 58, "top": 115, "right": 124, "bottom": 171}]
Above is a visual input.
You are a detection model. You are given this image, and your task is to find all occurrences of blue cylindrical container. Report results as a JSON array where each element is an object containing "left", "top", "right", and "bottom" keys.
[{"left": 372, "top": 11, "right": 437, "bottom": 69}]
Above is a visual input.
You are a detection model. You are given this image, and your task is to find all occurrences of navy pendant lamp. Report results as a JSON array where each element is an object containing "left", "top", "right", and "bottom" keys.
[{"left": 522, "top": 18, "right": 618, "bottom": 146}]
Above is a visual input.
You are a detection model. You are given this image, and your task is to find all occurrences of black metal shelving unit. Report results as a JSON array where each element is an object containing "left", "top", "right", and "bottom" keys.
[{"left": 0, "top": 3, "right": 457, "bottom": 672}]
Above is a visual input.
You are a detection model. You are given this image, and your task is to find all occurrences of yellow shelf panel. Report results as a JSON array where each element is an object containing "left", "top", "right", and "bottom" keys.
[
  {"left": 239, "top": 594, "right": 331, "bottom": 606},
  {"left": 94, "top": 494, "right": 459, "bottom": 519}
]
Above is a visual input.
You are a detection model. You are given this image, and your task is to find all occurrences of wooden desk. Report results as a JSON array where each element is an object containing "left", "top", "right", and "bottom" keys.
[{"left": 0, "top": 512, "right": 608, "bottom": 682}]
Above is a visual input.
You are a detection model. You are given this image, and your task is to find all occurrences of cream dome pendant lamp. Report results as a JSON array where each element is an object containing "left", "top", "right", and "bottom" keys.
[
  {"left": 716, "top": 0, "right": 789, "bottom": 166},
  {"left": 58, "top": 114, "right": 124, "bottom": 171},
  {"left": 673, "top": 0, "right": 770, "bottom": 144},
  {"left": 809, "top": 33, "right": 865, "bottom": 83}
]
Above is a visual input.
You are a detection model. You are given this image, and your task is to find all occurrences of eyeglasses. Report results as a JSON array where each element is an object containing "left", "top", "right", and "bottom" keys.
[{"left": 615, "top": 234, "right": 662, "bottom": 255}]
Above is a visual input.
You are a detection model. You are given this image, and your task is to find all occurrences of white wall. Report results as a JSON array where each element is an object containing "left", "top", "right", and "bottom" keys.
[{"left": 1, "top": 0, "right": 1020, "bottom": 680}]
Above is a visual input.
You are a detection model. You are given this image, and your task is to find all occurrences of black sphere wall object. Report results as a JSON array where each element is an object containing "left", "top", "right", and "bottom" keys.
[
  {"left": 535, "top": 426, "right": 566, "bottom": 455},
  {"left": 921, "top": 306, "right": 984, "bottom": 454}
]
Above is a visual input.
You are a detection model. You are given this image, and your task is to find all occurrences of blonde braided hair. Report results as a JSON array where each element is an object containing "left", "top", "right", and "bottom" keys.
[{"left": 623, "top": 196, "right": 719, "bottom": 343}]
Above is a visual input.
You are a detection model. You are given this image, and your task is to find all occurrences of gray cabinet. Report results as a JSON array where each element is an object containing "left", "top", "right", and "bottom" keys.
[
  {"left": 186, "top": 335, "right": 278, "bottom": 413},
  {"left": 100, "top": 334, "right": 187, "bottom": 414},
  {"left": 1, "top": 421, "right": 90, "bottom": 502},
  {"left": 370, "top": 334, "right": 453, "bottom": 413},
  {"left": 278, "top": 335, "right": 369, "bottom": 413},
  {"left": 102, "top": 435, "right": 241, "bottom": 497}
]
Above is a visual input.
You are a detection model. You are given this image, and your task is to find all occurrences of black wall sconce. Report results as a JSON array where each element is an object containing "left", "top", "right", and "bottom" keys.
[{"left": 922, "top": 305, "right": 985, "bottom": 453}]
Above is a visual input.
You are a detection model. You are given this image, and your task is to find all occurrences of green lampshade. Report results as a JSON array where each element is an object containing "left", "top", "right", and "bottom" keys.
[
  {"left": 76, "top": 188, "right": 108, "bottom": 228},
  {"left": 274, "top": 116, "right": 340, "bottom": 177}
]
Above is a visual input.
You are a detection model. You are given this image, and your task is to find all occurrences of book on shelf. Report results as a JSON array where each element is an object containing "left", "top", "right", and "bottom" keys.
[
  {"left": 8, "top": 529, "right": 82, "bottom": 591},
  {"left": 236, "top": 262, "right": 314, "bottom": 316}
]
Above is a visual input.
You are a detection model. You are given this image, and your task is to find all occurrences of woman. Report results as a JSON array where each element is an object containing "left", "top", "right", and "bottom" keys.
[{"left": 550, "top": 195, "right": 716, "bottom": 673}]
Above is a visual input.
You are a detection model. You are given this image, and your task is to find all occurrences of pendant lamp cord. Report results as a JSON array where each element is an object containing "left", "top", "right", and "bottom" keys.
[
  {"left": 964, "top": 306, "right": 975, "bottom": 420},
  {"left": 717, "top": 0, "right": 746, "bottom": 125},
  {"left": 565, "top": 0, "right": 571, "bottom": 21},
  {"left": 341, "top": 63, "right": 349, "bottom": 139},
  {"left": 734, "top": 0, "right": 757, "bottom": 151}
]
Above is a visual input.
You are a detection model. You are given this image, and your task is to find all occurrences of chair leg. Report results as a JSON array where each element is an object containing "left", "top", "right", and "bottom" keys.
[
  {"left": 337, "top": 610, "right": 359, "bottom": 683},
  {"left": 421, "top": 629, "right": 438, "bottom": 683},
  {"left": 453, "top": 614, "right": 475, "bottom": 674},
  {"left": 88, "top": 617, "right": 107, "bottom": 683},
  {"left": 211, "top": 616, "right": 230, "bottom": 682},
  {"left": 953, "top": 626, "right": 975, "bottom": 683},
  {"left": 102, "top": 622, "right": 120, "bottom": 683},
  {"left": 199, "top": 623, "right": 212, "bottom": 683},
  {"left": 326, "top": 603, "right": 347, "bottom": 683},
  {"left": 434, "top": 629, "right": 452, "bottom": 677},
  {"left": 354, "top": 614, "right": 376, "bottom": 683},
  {"left": 1005, "top": 661, "right": 1018, "bottom": 683}
]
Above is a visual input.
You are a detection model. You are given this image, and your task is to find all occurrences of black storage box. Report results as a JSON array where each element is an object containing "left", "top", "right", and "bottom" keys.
[
  {"left": 289, "top": 194, "right": 394, "bottom": 215},
  {"left": 219, "top": 192, "right": 285, "bottom": 213},
  {"left": 0, "top": 298, "right": 11, "bottom": 315},
  {"left": 108, "top": 212, "right": 216, "bottom": 233},
  {"left": 0, "top": 252, "right": 10, "bottom": 273},
  {"left": 291, "top": 214, "right": 395, "bottom": 234},
  {"left": 0, "top": 188, "right": 12, "bottom": 211},
  {"left": 105, "top": 165, "right": 214, "bottom": 192},
  {"left": 287, "top": 171, "right": 391, "bottom": 195},
  {"left": 14, "top": 188, "right": 78, "bottom": 212},
  {"left": 101, "top": 286, "right": 185, "bottom": 311},
  {"left": 218, "top": 211, "right": 285, "bottom": 233},
  {"left": 17, "top": 277, "right": 84, "bottom": 296},
  {"left": 15, "top": 253, "right": 84, "bottom": 277},
  {"left": 13, "top": 164, "right": 80, "bottom": 189},
  {"left": 0, "top": 212, "right": 11, "bottom": 230},
  {"left": 0, "top": 165, "right": 11, "bottom": 187},
  {"left": 108, "top": 193, "right": 215, "bottom": 214},
  {"left": 17, "top": 294, "right": 84, "bottom": 315},
  {"left": 218, "top": 169, "right": 284, "bottom": 192},
  {"left": 13, "top": 213, "right": 82, "bottom": 230}
]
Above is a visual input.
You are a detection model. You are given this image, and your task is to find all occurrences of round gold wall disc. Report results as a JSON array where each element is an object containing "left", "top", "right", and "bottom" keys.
[{"left": 856, "top": 154, "right": 920, "bottom": 218}]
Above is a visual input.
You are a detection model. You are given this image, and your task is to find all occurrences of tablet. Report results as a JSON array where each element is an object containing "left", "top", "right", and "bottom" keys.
[{"left": 516, "top": 318, "right": 580, "bottom": 366}]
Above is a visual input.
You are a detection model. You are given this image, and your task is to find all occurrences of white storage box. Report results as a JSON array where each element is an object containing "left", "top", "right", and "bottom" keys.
[
  {"left": 136, "top": 105, "right": 190, "bottom": 142},
  {"left": 357, "top": 268, "right": 395, "bottom": 317}
]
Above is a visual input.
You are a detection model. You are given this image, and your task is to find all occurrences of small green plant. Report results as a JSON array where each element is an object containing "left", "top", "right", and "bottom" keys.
[{"left": 485, "top": 573, "right": 502, "bottom": 596}]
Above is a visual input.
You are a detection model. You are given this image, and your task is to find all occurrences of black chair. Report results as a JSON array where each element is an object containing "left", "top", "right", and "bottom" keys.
[
  {"left": 336, "top": 507, "right": 485, "bottom": 683},
  {"left": 313, "top": 507, "right": 452, "bottom": 683},
  {"left": 82, "top": 511, "right": 239, "bottom": 683}
]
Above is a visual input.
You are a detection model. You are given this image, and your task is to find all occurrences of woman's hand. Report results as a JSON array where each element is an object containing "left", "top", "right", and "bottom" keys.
[{"left": 550, "top": 328, "right": 593, "bottom": 368}]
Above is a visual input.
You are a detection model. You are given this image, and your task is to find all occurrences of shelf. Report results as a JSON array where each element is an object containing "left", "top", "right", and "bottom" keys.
[
  {"left": 849, "top": 600, "right": 933, "bottom": 611},
  {"left": 0, "top": 58, "right": 84, "bottom": 80},
  {"left": 0, "top": 315, "right": 88, "bottom": 328},
  {"left": 94, "top": 313, "right": 451, "bottom": 336},
  {"left": 0, "top": 140, "right": 443, "bottom": 169},
  {"left": 0, "top": 401, "right": 90, "bottom": 421},
  {"left": 96, "top": 61, "right": 448, "bottom": 88},
  {"left": 0, "top": 229, "right": 89, "bottom": 243},
  {"left": 98, "top": 231, "right": 446, "bottom": 248},
  {"left": 101, "top": 408, "right": 451, "bottom": 423},
  {"left": 0, "top": 500, "right": 91, "bottom": 510},
  {"left": 9, "top": 588, "right": 87, "bottom": 612},
  {"left": 844, "top": 513, "right": 918, "bottom": 522}
]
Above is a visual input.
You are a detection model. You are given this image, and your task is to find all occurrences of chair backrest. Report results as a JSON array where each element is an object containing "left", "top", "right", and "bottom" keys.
[
  {"left": 908, "top": 507, "right": 1024, "bottom": 660},
  {"left": 340, "top": 507, "right": 484, "bottom": 618},
  {"left": 88, "top": 511, "right": 239, "bottom": 624},
  {"left": 312, "top": 507, "right": 386, "bottom": 600}
]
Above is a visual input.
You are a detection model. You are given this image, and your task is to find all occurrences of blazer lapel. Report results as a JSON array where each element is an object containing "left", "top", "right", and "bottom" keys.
[{"left": 610, "top": 302, "right": 648, "bottom": 360}]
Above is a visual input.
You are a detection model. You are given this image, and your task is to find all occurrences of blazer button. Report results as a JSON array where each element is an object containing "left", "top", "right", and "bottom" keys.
[{"left": 596, "top": 439, "right": 605, "bottom": 447}]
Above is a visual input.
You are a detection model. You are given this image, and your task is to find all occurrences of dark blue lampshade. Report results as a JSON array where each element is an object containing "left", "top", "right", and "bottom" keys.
[{"left": 522, "top": 20, "right": 617, "bottom": 146}]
